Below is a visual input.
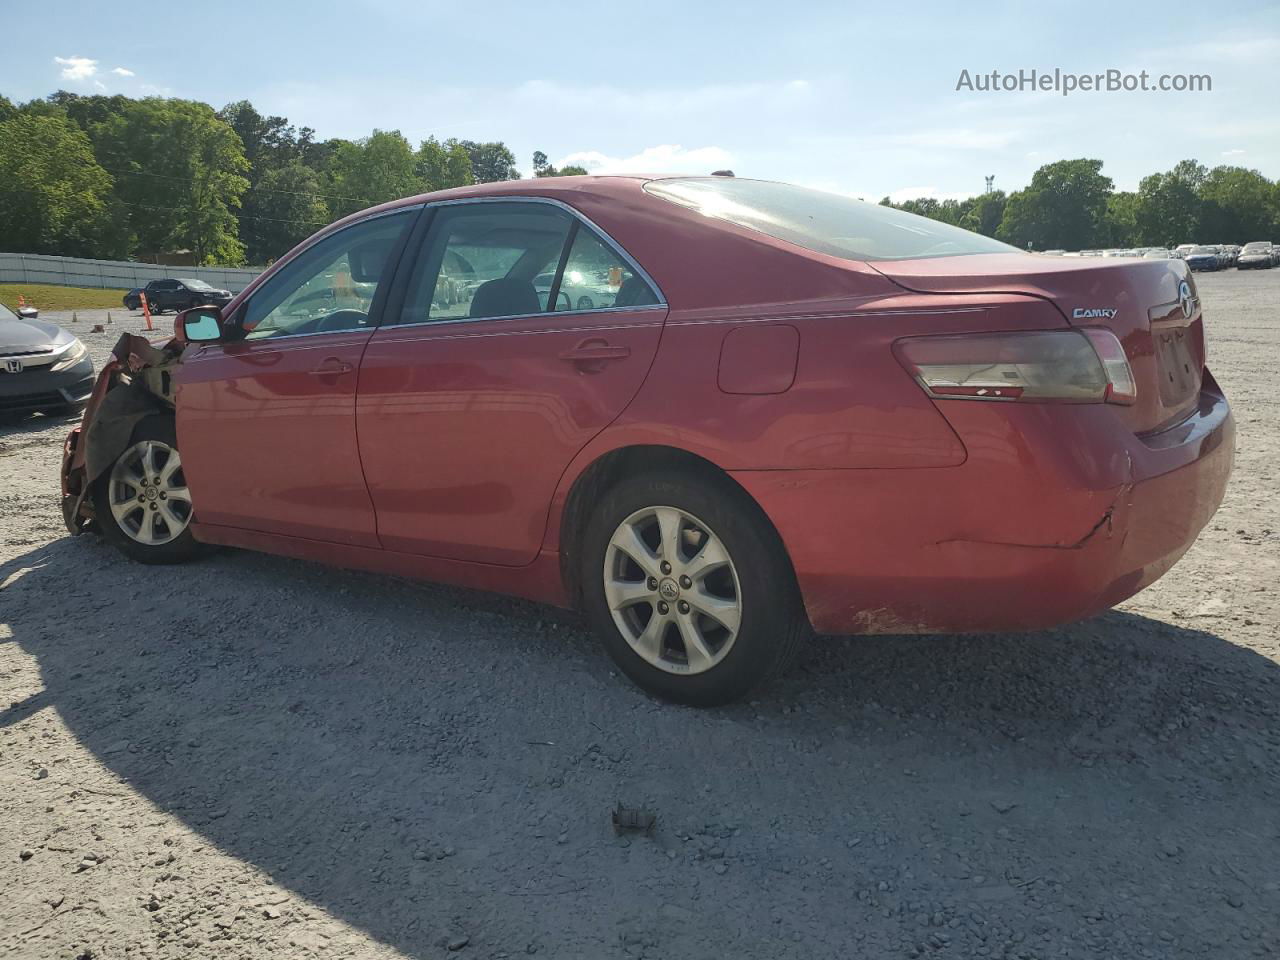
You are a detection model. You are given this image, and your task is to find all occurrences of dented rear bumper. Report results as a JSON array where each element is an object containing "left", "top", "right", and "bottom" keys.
[{"left": 733, "top": 375, "right": 1234, "bottom": 635}]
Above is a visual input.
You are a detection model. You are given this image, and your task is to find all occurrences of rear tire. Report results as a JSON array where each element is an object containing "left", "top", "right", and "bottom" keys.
[
  {"left": 92, "top": 415, "right": 207, "bottom": 565},
  {"left": 581, "top": 467, "right": 808, "bottom": 706}
]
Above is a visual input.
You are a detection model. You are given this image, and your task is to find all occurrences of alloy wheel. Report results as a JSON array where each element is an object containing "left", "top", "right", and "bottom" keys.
[
  {"left": 603, "top": 505, "right": 742, "bottom": 675},
  {"left": 107, "top": 440, "right": 193, "bottom": 545}
]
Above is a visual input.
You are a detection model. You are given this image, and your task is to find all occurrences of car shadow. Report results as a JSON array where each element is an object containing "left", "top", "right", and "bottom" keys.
[{"left": 3, "top": 537, "right": 1278, "bottom": 956}]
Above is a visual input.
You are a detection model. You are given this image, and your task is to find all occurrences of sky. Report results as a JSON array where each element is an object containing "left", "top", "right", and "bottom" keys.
[{"left": 3, "top": 0, "right": 1278, "bottom": 201}]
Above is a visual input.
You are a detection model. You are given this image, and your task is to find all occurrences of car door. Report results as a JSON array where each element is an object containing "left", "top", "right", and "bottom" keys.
[
  {"left": 356, "top": 199, "right": 667, "bottom": 565},
  {"left": 175, "top": 207, "right": 417, "bottom": 546}
]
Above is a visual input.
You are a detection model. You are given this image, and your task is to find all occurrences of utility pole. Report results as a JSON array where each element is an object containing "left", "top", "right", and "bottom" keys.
[{"left": 984, "top": 175, "right": 995, "bottom": 194}]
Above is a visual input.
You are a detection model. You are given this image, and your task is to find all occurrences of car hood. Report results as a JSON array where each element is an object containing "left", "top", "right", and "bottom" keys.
[{"left": 0, "top": 315, "right": 74, "bottom": 351}]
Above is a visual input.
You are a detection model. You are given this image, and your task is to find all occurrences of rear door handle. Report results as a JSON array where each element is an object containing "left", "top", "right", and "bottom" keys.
[{"left": 307, "top": 358, "right": 354, "bottom": 376}]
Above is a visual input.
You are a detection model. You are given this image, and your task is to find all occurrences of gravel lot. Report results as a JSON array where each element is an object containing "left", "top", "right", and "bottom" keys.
[{"left": 2, "top": 274, "right": 1278, "bottom": 960}]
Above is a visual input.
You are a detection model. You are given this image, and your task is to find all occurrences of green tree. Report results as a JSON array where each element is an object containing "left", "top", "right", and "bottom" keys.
[
  {"left": 1104, "top": 191, "right": 1140, "bottom": 246},
  {"left": 461, "top": 140, "right": 519, "bottom": 182},
  {"left": 1198, "top": 166, "right": 1277, "bottom": 241},
  {"left": 0, "top": 112, "right": 113, "bottom": 256},
  {"left": 323, "top": 130, "right": 420, "bottom": 219},
  {"left": 532, "top": 150, "right": 589, "bottom": 177},
  {"left": 996, "top": 159, "right": 1112, "bottom": 250},
  {"left": 1135, "top": 164, "right": 1201, "bottom": 247},
  {"left": 0, "top": 95, "right": 17, "bottom": 123},
  {"left": 94, "top": 98, "right": 249, "bottom": 264},
  {"left": 416, "top": 136, "right": 473, "bottom": 192},
  {"left": 958, "top": 191, "right": 1007, "bottom": 237},
  {"left": 240, "top": 161, "right": 329, "bottom": 264}
]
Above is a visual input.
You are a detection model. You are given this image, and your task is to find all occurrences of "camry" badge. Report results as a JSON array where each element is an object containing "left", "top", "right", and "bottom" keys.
[{"left": 1071, "top": 307, "right": 1118, "bottom": 320}]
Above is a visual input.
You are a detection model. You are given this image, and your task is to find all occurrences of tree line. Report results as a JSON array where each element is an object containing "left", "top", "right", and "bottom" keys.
[
  {"left": 0, "top": 91, "right": 582, "bottom": 266},
  {"left": 882, "top": 157, "right": 1280, "bottom": 251},
  {"left": 3, "top": 91, "right": 1276, "bottom": 266}
]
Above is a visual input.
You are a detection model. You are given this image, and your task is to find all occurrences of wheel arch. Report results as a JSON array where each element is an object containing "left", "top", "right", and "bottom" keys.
[{"left": 555, "top": 443, "right": 801, "bottom": 613}]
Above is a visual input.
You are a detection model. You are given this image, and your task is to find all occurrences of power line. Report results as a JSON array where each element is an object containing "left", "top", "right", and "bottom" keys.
[
  {"left": 117, "top": 200, "right": 331, "bottom": 227},
  {"left": 98, "top": 165, "right": 377, "bottom": 205}
]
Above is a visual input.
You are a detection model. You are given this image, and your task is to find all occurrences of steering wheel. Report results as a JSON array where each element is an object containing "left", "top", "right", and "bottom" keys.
[{"left": 312, "top": 309, "right": 370, "bottom": 333}]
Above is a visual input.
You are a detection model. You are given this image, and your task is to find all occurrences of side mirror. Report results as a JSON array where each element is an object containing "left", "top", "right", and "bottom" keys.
[
  {"left": 349, "top": 240, "right": 392, "bottom": 283},
  {"left": 17, "top": 305, "right": 38, "bottom": 319},
  {"left": 176, "top": 307, "right": 224, "bottom": 343}
]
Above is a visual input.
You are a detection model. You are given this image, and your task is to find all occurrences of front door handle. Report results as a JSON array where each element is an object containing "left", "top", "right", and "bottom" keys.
[
  {"left": 559, "top": 339, "right": 631, "bottom": 370},
  {"left": 307, "top": 358, "right": 354, "bottom": 376}
]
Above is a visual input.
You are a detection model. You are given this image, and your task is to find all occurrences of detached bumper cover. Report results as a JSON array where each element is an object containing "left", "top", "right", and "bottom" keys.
[{"left": 735, "top": 379, "right": 1234, "bottom": 635}]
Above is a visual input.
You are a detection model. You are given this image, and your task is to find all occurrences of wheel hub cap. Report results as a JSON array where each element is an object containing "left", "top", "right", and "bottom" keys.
[
  {"left": 603, "top": 505, "right": 742, "bottom": 676},
  {"left": 107, "top": 440, "right": 193, "bottom": 546}
]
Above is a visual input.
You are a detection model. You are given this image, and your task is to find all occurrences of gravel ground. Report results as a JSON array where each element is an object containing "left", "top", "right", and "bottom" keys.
[{"left": 2, "top": 276, "right": 1278, "bottom": 960}]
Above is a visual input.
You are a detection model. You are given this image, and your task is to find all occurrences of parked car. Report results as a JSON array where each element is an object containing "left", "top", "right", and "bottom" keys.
[
  {"left": 140, "top": 278, "right": 233, "bottom": 314},
  {"left": 1142, "top": 249, "right": 1175, "bottom": 259},
  {"left": 123, "top": 288, "right": 143, "bottom": 310},
  {"left": 1185, "top": 245, "right": 1224, "bottom": 271},
  {"left": 1236, "top": 242, "right": 1275, "bottom": 269},
  {"left": 1, "top": 299, "right": 94, "bottom": 417},
  {"left": 60, "top": 176, "right": 1234, "bottom": 705},
  {"left": 1173, "top": 244, "right": 1196, "bottom": 259}
]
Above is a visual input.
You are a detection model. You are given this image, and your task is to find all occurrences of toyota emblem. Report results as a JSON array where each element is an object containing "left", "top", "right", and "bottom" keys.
[{"left": 1178, "top": 280, "right": 1195, "bottom": 319}]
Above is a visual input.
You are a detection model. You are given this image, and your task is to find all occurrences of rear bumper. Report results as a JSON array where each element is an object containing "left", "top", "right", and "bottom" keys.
[
  {"left": 0, "top": 357, "right": 95, "bottom": 413},
  {"left": 734, "top": 376, "right": 1234, "bottom": 635}
]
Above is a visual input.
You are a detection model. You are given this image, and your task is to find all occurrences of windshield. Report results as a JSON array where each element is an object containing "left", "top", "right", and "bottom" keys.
[
  {"left": 645, "top": 177, "right": 1020, "bottom": 262},
  {"left": 1190, "top": 246, "right": 1216, "bottom": 255},
  {"left": 181, "top": 278, "right": 215, "bottom": 291},
  {"left": 0, "top": 302, "right": 17, "bottom": 322},
  {"left": 1242, "top": 243, "right": 1269, "bottom": 251}
]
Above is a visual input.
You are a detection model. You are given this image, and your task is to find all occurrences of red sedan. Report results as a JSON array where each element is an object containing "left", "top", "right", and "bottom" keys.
[{"left": 61, "top": 176, "right": 1234, "bottom": 705}]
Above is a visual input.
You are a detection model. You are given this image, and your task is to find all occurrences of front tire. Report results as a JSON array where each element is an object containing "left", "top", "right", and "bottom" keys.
[
  {"left": 581, "top": 468, "right": 807, "bottom": 706},
  {"left": 92, "top": 415, "right": 206, "bottom": 564}
]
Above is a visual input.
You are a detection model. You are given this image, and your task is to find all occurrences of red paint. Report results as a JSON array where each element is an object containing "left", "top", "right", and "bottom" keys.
[{"left": 64, "top": 176, "right": 1234, "bottom": 636}]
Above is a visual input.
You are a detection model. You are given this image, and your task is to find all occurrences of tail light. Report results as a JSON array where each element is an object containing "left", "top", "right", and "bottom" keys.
[{"left": 894, "top": 329, "right": 1136, "bottom": 405}]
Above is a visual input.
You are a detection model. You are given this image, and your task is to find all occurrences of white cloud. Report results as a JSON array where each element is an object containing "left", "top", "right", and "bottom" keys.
[
  {"left": 1221, "top": 148, "right": 1246, "bottom": 157},
  {"left": 54, "top": 55, "right": 98, "bottom": 81},
  {"left": 558, "top": 144, "right": 735, "bottom": 176},
  {"left": 111, "top": 66, "right": 135, "bottom": 77}
]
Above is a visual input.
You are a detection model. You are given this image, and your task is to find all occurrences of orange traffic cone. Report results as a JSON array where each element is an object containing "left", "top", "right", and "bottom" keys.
[{"left": 140, "top": 292, "right": 154, "bottom": 331}]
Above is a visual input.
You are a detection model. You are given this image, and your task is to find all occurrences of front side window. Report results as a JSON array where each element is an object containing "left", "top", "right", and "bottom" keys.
[
  {"left": 645, "top": 177, "right": 1019, "bottom": 262},
  {"left": 400, "top": 203, "right": 573, "bottom": 324},
  {"left": 238, "top": 210, "right": 413, "bottom": 340}
]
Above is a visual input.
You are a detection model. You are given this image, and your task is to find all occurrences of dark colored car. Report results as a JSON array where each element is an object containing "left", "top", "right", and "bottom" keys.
[
  {"left": 62, "top": 176, "right": 1233, "bottom": 706},
  {"left": 1237, "top": 242, "right": 1275, "bottom": 270},
  {"left": 0, "top": 300, "right": 94, "bottom": 417},
  {"left": 141, "top": 278, "right": 233, "bottom": 314},
  {"left": 1185, "top": 246, "right": 1223, "bottom": 272},
  {"left": 123, "top": 288, "right": 143, "bottom": 310}
]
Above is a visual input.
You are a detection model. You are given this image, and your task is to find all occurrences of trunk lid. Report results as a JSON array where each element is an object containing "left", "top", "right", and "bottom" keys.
[{"left": 869, "top": 253, "right": 1204, "bottom": 434}]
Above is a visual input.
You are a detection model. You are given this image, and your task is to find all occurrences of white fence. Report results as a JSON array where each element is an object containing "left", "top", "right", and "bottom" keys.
[{"left": 0, "top": 253, "right": 263, "bottom": 292}]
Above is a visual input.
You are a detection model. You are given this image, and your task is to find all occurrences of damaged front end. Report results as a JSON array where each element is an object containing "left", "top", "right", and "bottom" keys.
[{"left": 60, "top": 332, "right": 184, "bottom": 535}]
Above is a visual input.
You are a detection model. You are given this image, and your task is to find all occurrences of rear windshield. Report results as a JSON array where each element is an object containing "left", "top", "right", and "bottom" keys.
[{"left": 644, "top": 177, "right": 1019, "bottom": 262}]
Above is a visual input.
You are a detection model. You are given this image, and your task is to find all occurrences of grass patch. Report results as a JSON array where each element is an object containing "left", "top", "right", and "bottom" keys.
[{"left": 0, "top": 283, "right": 131, "bottom": 313}]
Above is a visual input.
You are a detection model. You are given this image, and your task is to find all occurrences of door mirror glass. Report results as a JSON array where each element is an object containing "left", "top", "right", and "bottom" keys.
[{"left": 180, "top": 308, "right": 223, "bottom": 343}]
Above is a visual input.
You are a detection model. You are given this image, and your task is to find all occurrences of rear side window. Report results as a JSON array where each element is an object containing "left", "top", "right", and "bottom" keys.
[
  {"left": 548, "top": 227, "right": 658, "bottom": 312},
  {"left": 645, "top": 178, "right": 1019, "bottom": 262}
]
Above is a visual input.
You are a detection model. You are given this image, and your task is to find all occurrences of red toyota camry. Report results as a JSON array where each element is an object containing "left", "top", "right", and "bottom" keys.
[{"left": 61, "top": 176, "right": 1234, "bottom": 705}]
